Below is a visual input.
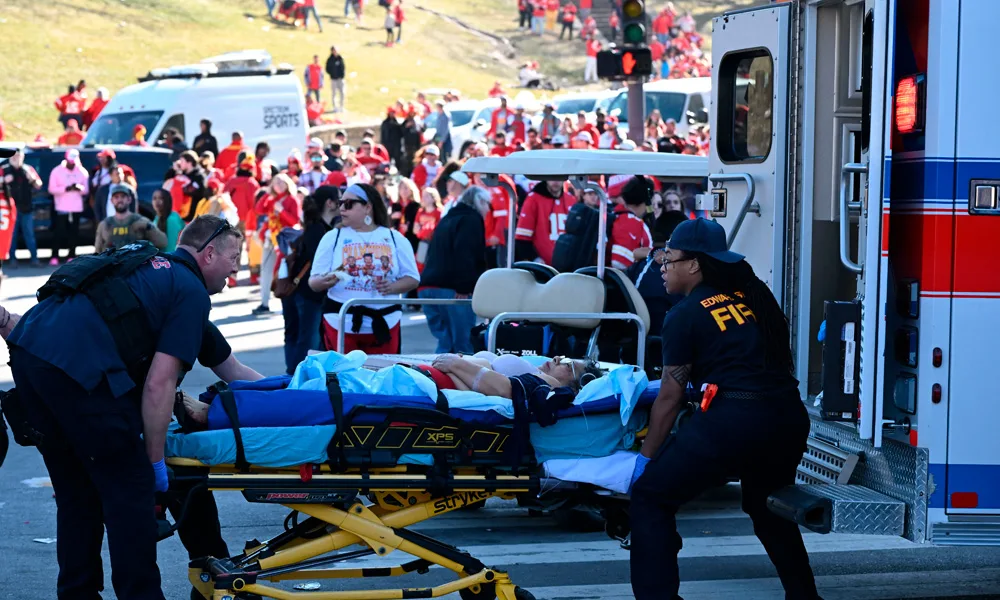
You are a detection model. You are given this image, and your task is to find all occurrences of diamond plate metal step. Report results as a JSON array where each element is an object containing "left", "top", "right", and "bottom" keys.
[
  {"left": 798, "top": 437, "right": 860, "bottom": 485},
  {"left": 798, "top": 484, "right": 905, "bottom": 536},
  {"left": 931, "top": 522, "right": 1000, "bottom": 546}
]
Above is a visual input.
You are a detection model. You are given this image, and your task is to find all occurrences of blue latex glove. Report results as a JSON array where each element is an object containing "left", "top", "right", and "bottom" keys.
[
  {"left": 152, "top": 459, "right": 169, "bottom": 493},
  {"left": 629, "top": 454, "right": 651, "bottom": 494},
  {"left": 817, "top": 319, "right": 827, "bottom": 342}
]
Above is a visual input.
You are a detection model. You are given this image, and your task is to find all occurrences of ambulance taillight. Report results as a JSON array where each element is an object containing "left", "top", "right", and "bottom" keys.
[{"left": 894, "top": 74, "right": 926, "bottom": 134}]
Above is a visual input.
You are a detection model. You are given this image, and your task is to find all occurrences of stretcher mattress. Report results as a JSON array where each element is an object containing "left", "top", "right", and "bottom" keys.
[{"left": 165, "top": 380, "right": 660, "bottom": 468}]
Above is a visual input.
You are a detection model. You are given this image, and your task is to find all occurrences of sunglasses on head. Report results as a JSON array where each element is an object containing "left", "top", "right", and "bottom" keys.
[{"left": 197, "top": 220, "right": 235, "bottom": 252}]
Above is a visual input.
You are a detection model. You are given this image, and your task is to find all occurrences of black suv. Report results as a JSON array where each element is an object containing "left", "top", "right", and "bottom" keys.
[{"left": 1, "top": 144, "right": 174, "bottom": 248}]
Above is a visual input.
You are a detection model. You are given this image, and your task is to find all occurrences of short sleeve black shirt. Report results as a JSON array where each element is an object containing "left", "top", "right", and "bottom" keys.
[
  {"left": 198, "top": 322, "right": 232, "bottom": 369},
  {"left": 660, "top": 283, "right": 797, "bottom": 394}
]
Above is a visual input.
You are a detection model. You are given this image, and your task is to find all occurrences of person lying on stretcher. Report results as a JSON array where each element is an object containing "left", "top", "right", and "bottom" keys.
[
  {"left": 178, "top": 351, "right": 603, "bottom": 425},
  {"left": 420, "top": 351, "right": 602, "bottom": 395}
]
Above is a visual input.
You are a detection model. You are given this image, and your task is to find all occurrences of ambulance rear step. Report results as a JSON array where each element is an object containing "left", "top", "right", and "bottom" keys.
[
  {"left": 931, "top": 521, "right": 1000, "bottom": 546},
  {"left": 767, "top": 437, "right": 906, "bottom": 537}
]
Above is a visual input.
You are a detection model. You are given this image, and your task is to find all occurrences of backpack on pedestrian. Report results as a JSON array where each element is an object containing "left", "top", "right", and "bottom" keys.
[{"left": 550, "top": 202, "right": 617, "bottom": 273}]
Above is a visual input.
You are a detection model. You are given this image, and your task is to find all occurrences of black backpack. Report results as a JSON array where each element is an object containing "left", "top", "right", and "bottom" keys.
[
  {"left": 550, "top": 203, "right": 617, "bottom": 273},
  {"left": 37, "top": 241, "right": 163, "bottom": 383}
]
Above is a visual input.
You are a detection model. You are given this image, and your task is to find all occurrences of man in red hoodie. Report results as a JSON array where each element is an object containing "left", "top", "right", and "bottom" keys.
[{"left": 217, "top": 131, "right": 249, "bottom": 174}]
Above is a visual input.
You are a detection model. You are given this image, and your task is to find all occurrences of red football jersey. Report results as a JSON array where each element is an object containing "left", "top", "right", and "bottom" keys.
[
  {"left": 609, "top": 204, "right": 652, "bottom": 269},
  {"left": 515, "top": 188, "right": 576, "bottom": 265}
]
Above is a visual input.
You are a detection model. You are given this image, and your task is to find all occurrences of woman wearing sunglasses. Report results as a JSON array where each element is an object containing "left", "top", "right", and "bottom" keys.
[{"left": 309, "top": 183, "right": 419, "bottom": 354}]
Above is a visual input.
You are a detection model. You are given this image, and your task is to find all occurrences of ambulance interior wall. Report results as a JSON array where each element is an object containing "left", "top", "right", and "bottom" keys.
[{"left": 803, "top": 1, "right": 866, "bottom": 393}]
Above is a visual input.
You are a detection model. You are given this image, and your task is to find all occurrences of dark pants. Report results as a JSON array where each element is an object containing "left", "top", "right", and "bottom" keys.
[
  {"left": 418, "top": 288, "right": 476, "bottom": 354},
  {"left": 10, "top": 210, "right": 38, "bottom": 264},
  {"left": 166, "top": 481, "right": 230, "bottom": 600},
  {"left": 52, "top": 211, "right": 80, "bottom": 260},
  {"left": 629, "top": 393, "right": 819, "bottom": 600},
  {"left": 560, "top": 21, "right": 574, "bottom": 39},
  {"left": 281, "top": 294, "right": 300, "bottom": 375},
  {"left": 282, "top": 294, "right": 326, "bottom": 374},
  {"left": 9, "top": 347, "right": 165, "bottom": 600},
  {"left": 294, "top": 294, "right": 325, "bottom": 367}
]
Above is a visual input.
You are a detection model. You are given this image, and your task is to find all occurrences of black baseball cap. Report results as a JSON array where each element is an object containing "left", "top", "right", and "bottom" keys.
[
  {"left": 0, "top": 147, "right": 16, "bottom": 159},
  {"left": 667, "top": 218, "right": 745, "bottom": 263}
]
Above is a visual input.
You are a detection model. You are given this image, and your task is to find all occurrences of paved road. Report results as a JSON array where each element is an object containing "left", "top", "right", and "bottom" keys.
[{"left": 1, "top": 258, "right": 1000, "bottom": 600}]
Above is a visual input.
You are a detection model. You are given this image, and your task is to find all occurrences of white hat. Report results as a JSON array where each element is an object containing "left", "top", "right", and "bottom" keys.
[
  {"left": 551, "top": 133, "right": 569, "bottom": 145},
  {"left": 618, "top": 140, "right": 637, "bottom": 151},
  {"left": 450, "top": 171, "right": 470, "bottom": 186},
  {"left": 424, "top": 145, "right": 440, "bottom": 156}
]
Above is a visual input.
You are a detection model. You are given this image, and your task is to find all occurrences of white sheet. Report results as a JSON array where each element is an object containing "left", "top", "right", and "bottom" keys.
[{"left": 542, "top": 451, "right": 639, "bottom": 494}]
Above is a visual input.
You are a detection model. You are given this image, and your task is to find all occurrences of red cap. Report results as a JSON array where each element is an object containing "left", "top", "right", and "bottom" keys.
[{"left": 607, "top": 174, "right": 631, "bottom": 198}]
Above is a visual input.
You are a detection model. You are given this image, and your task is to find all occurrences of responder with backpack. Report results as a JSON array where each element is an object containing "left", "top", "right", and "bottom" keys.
[{"left": 4, "top": 215, "right": 242, "bottom": 600}]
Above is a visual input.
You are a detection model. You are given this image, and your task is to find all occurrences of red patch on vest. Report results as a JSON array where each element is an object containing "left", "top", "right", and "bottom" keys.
[{"left": 150, "top": 256, "right": 172, "bottom": 270}]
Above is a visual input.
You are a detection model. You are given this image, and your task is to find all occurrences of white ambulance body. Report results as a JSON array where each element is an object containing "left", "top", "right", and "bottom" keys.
[{"left": 705, "top": 0, "right": 1000, "bottom": 543}]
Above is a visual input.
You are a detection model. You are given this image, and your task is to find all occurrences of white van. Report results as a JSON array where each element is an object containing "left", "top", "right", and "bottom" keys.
[
  {"left": 82, "top": 50, "right": 308, "bottom": 166},
  {"left": 606, "top": 77, "right": 712, "bottom": 139}
]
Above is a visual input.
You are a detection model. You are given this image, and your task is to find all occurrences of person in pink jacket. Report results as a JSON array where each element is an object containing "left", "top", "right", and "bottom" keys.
[{"left": 47, "top": 149, "right": 90, "bottom": 264}]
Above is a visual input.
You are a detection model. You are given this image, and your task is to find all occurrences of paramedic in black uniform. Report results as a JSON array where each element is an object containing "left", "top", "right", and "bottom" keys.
[
  {"left": 6, "top": 215, "right": 242, "bottom": 600},
  {"left": 628, "top": 218, "right": 819, "bottom": 600}
]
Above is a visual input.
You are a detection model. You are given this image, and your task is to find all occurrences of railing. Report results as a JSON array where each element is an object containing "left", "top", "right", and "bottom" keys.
[
  {"left": 486, "top": 311, "right": 647, "bottom": 369},
  {"left": 708, "top": 172, "right": 759, "bottom": 248},
  {"left": 336, "top": 297, "right": 472, "bottom": 352}
]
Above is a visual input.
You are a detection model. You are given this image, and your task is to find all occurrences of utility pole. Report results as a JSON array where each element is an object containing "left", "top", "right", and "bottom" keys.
[
  {"left": 627, "top": 79, "right": 645, "bottom": 143},
  {"left": 620, "top": 0, "right": 648, "bottom": 143}
]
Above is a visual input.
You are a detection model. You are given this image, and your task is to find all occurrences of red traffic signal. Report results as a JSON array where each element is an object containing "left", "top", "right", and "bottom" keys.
[{"left": 597, "top": 48, "right": 653, "bottom": 80}]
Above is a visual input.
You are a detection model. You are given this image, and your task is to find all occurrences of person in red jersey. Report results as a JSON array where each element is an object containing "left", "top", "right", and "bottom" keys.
[{"left": 514, "top": 179, "right": 576, "bottom": 265}]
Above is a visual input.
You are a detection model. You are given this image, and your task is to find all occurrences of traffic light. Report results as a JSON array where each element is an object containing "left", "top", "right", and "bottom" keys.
[
  {"left": 621, "top": 0, "right": 647, "bottom": 46},
  {"left": 597, "top": 47, "right": 653, "bottom": 80}
]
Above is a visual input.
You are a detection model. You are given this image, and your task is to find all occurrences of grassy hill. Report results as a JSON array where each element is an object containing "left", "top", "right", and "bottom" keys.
[{"left": 1, "top": 0, "right": 757, "bottom": 141}]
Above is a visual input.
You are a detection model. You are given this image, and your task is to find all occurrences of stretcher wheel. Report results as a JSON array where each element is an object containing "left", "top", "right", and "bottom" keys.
[
  {"left": 460, "top": 583, "right": 496, "bottom": 600},
  {"left": 459, "top": 584, "right": 535, "bottom": 600}
]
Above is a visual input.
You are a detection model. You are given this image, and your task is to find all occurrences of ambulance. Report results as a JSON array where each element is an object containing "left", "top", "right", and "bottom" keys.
[{"left": 702, "top": 0, "right": 1000, "bottom": 543}]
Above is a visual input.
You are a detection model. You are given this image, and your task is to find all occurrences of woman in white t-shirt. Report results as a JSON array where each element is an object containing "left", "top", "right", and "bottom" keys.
[{"left": 309, "top": 183, "right": 419, "bottom": 353}]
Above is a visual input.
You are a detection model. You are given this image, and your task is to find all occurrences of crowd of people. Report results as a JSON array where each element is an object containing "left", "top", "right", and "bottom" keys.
[
  {"left": 267, "top": 0, "right": 406, "bottom": 45},
  {"left": 514, "top": 0, "right": 711, "bottom": 84}
]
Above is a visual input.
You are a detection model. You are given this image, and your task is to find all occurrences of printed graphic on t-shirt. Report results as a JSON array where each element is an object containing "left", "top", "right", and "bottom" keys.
[{"left": 341, "top": 240, "right": 396, "bottom": 292}]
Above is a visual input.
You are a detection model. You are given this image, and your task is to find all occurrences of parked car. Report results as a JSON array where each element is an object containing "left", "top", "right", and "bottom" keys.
[
  {"left": 0, "top": 143, "right": 174, "bottom": 249},
  {"left": 606, "top": 77, "right": 712, "bottom": 139},
  {"left": 549, "top": 89, "right": 621, "bottom": 122}
]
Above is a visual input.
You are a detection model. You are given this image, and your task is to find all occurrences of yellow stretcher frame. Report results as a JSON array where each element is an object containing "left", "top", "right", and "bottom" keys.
[{"left": 167, "top": 458, "right": 541, "bottom": 600}]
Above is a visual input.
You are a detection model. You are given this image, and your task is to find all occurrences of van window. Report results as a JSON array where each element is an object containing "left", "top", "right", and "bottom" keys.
[
  {"left": 555, "top": 97, "right": 598, "bottom": 115},
  {"left": 448, "top": 109, "right": 475, "bottom": 128},
  {"left": 82, "top": 111, "right": 164, "bottom": 146},
  {"left": 160, "top": 113, "right": 186, "bottom": 144},
  {"left": 608, "top": 91, "right": 688, "bottom": 124},
  {"left": 687, "top": 94, "right": 707, "bottom": 124},
  {"left": 718, "top": 49, "right": 774, "bottom": 162}
]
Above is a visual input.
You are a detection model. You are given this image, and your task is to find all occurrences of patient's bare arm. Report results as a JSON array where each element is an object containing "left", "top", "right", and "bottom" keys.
[{"left": 433, "top": 354, "right": 512, "bottom": 397}]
